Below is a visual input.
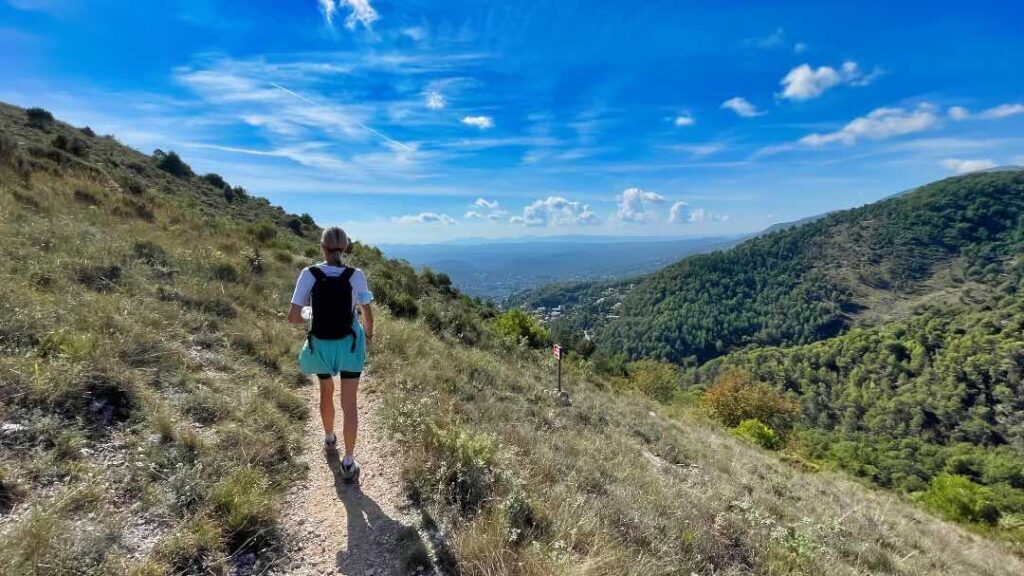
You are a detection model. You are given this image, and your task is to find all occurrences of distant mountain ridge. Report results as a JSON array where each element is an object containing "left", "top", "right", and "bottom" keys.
[{"left": 382, "top": 235, "right": 741, "bottom": 299}]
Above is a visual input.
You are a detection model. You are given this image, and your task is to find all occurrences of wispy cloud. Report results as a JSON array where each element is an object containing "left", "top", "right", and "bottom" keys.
[
  {"left": 949, "top": 103, "right": 1024, "bottom": 121},
  {"left": 319, "top": 0, "right": 378, "bottom": 30},
  {"left": 461, "top": 115, "right": 494, "bottom": 129},
  {"left": 779, "top": 61, "right": 880, "bottom": 101},
  {"left": 744, "top": 27, "right": 805, "bottom": 53},
  {"left": 424, "top": 90, "right": 445, "bottom": 110},
  {"left": 799, "top": 103, "right": 939, "bottom": 147},
  {"left": 510, "top": 196, "right": 598, "bottom": 227},
  {"left": 721, "top": 97, "right": 765, "bottom": 118},
  {"left": 941, "top": 158, "right": 996, "bottom": 174},
  {"left": 673, "top": 113, "right": 695, "bottom": 127},
  {"left": 614, "top": 187, "right": 666, "bottom": 223},
  {"left": 397, "top": 212, "right": 457, "bottom": 225}
]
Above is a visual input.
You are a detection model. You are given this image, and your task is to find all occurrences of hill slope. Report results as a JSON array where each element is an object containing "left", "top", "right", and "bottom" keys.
[
  {"left": 3, "top": 102, "right": 1023, "bottom": 575},
  {"left": 536, "top": 171, "right": 1024, "bottom": 364}
]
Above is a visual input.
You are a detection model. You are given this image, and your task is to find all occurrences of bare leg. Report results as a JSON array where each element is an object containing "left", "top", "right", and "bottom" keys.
[
  {"left": 339, "top": 377, "right": 360, "bottom": 458},
  {"left": 319, "top": 377, "right": 335, "bottom": 436}
]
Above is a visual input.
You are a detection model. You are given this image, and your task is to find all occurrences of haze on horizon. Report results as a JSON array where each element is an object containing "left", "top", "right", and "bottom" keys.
[{"left": 2, "top": 0, "right": 1022, "bottom": 244}]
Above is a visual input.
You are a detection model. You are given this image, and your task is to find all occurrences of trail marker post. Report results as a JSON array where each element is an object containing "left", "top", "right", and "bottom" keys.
[{"left": 553, "top": 344, "right": 563, "bottom": 392}]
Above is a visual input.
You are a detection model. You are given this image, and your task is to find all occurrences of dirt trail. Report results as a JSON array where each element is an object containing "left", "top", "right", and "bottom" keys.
[{"left": 279, "top": 375, "right": 427, "bottom": 576}]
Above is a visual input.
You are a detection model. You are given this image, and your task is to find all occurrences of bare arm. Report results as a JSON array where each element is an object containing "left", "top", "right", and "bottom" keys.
[
  {"left": 287, "top": 303, "right": 305, "bottom": 324},
  {"left": 359, "top": 303, "right": 374, "bottom": 342}
]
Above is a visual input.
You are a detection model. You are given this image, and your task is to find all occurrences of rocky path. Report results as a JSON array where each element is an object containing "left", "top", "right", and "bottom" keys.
[{"left": 278, "top": 375, "right": 428, "bottom": 576}]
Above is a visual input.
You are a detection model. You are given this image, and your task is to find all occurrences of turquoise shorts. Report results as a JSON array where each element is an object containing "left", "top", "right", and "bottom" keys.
[{"left": 298, "top": 322, "right": 366, "bottom": 376}]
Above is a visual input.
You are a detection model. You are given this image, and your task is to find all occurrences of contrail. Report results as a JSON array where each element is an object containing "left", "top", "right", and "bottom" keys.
[{"left": 270, "top": 82, "right": 414, "bottom": 152}]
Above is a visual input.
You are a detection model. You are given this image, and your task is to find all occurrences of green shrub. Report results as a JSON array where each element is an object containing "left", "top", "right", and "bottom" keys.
[
  {"left": 250, "top": 221, "right": 277, "bottom": 244},
  {"left": 628, "top": 359, "right": 679, "bottom": 403},
  {"left": 26, "top": 107, "right": 54, "bottom": 129},
  {"left": 918, "top": 473, "right": 1001, "bottom": 524},
  {"left": 153, "top": 149, "right": 193, "bottom": 178},
  {"left": 734, "top": 419, "right": 781, "bottom": 450},
  {"left": 424, "top": 424, "right": 501, "bottom": 516},
  {"left": 201, "top": 172, "right": 229, "bottom": 190},
  {"left": 209, "top": 467, "right": 276, "bottom": 547},
  {"left": 494, "top": 308, "right": 549, "bottom": 348},
  {"left": 703, "top": 369, "right": 802, "bottom": 431}
]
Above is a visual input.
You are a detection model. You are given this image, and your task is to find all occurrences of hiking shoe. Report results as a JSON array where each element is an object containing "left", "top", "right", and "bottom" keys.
[
  {"left": 324, "top": 433, "right": 338, "bottom": 452},
  {"left": 341, "top": 458, "right": 360, "bottom": 484}
]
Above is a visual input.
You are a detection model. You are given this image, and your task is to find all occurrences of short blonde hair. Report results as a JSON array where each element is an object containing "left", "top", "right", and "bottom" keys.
[{"left": 321, "top": 227, "right": 349, "bottom": 266}]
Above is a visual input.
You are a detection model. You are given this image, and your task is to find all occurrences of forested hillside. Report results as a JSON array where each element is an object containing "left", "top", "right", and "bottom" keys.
[{"left": 538, "top": 171, "right": 1024, "bottom": 365}]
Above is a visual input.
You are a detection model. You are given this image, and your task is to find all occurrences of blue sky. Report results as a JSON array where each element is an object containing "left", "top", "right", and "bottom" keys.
[{"left": 2, "top": 0, "right": 1023, "bottom": 243}]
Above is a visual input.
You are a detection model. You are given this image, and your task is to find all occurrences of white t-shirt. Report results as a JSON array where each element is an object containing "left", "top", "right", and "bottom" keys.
[{"left": 290, "top": 263, "right": 374, "bottom": 311}]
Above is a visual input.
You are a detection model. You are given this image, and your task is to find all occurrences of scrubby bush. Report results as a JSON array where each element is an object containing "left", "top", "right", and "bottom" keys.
[
  {"left": 286, "top": 217, "right": 304, "bottom": 236},
  {"left": 52, "top": 134, "right": 88, "bottom": 157},
  {"left": 153, "top": 149, "right": 193, "bottom": 178},
  {"left": 210, "top": 262, "right": 239, "bottom": 283},
  {"left": 201, "top": 172, "right": 229, "bottom": 190},
  {"left": 250, "top": 221, "right": 277, "bottom": 244},
  {"left": 26, "top": 107, "right": 54, "bottom": 129},
  {"left": 132, "top": 240, "right": 169, "bottom": 266},
  {"left": 918, "top": 473, "right": 1001, "bottom": 524},
  {"left": 703, "top": 369, "right": 802, "bottom": 431},
  {"left": 627, "top": 359, "right": 679, "bottom": 403},
  {"left": 734, "top": 419, "right": 781, "bottom": 450},
  {"left": 422, "top": 297, "right": 485, "bottom": 345},
  {"left": 494, "top": 308, "right": 549, "bottom": 348},
  {"left": 425, "top": 424, "right": 501, "bottom": 515},
  {"left": 79, "top": 126, "right": 96, "bottom": 137},
  {"left": 75, "top": 264, "right": 123, "bottom": 292}
]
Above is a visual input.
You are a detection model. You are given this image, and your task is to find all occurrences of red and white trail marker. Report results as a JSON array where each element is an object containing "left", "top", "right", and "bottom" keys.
[{"left": 552, "top": 344, "right": 563, "bottom": 360}]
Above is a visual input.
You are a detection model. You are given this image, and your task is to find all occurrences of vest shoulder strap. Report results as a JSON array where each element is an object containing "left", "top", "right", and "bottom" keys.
[
  {"left": 340, "top": 267, "right": 356, "bottom": 283},
  {"left": 309, "top": 266, "right": 327, "bottom": 281}
]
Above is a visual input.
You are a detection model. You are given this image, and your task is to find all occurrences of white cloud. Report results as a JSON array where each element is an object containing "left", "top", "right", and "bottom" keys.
[
  {"left": 319, "top": 0, "right": 378, "bottom": 30},
  {"left": 667, "top": 202, "right": 728, "bottom": 224},
  {"left": 685, "top": 207, "right": 729, "bottom": 223},
  {"left": 318, "top": 0, "right": 337, "bottom": 26},
  {"left": 779, "top": 61, "right": 879, "bottom": 101},
  {"left": 464, "top": 198, "right": 507, "bottom": 221},
  {"left": 721, "top": 97, "right": 764, "bottom": 118},
  {"left": 425, "top": 90, "right": 445, "bottom": 110},
  {"left": 401, "top": 26, "right": 427, "bottom": 41},
  {"left": 948, "top": 106, "right": 970, "bottom": 121},
  {"left": 674, "top": 114, "right": 695, "bottom": 127},
  {"left": 668, "top": 201, "right": 689, "bottom": 223},
  {"left": 461, "top": 115, "right": 494, "bottom": 129},
  {"left": 512, "top": 196, "right": 599, "bottom": 227},
  {"left": 945, "top": 103, "right": 1024, "bottom": 121},
  {"left": 794, "top": 42, "right": 808, "bottom": 54},
  {"left": 397, "top": 212, "right": 456, "bottom": 225},
  {"left": 979, "top": 103, "right": 1024, "bottom": 119},
  {"left": 614, "top": 187, "right": 667, "bottom": 223},
  {"left": 799, "top": 103, "right": 939, "bottom": 147},
  {"left": 941, "top": 158, "right": 997, "bottom": 174}
]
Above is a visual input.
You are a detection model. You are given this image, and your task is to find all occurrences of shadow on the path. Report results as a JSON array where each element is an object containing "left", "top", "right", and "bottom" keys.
[{"left": 325, "top": 451, "right": 431, "bottom": 575}]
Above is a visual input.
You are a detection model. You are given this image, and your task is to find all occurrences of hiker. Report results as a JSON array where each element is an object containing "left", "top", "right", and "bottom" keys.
[{"left": 287, "top": 226, "right": 374, "bottom": 483}]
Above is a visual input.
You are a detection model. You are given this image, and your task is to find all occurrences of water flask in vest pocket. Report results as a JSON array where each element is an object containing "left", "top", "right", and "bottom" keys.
[{"left": 301, "top": 306, "right": 313, "bottom": 330}]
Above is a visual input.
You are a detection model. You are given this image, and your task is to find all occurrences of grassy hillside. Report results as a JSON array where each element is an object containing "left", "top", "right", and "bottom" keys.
[
  {"left": 3, "top": 102, "right": 1023, "bottom": 575},
  {"left": 534, "top": 171, "right": 1024, "bottom": 365},
  {"left": 0, "top": 102, "right": 485, "bottom": 574}
]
